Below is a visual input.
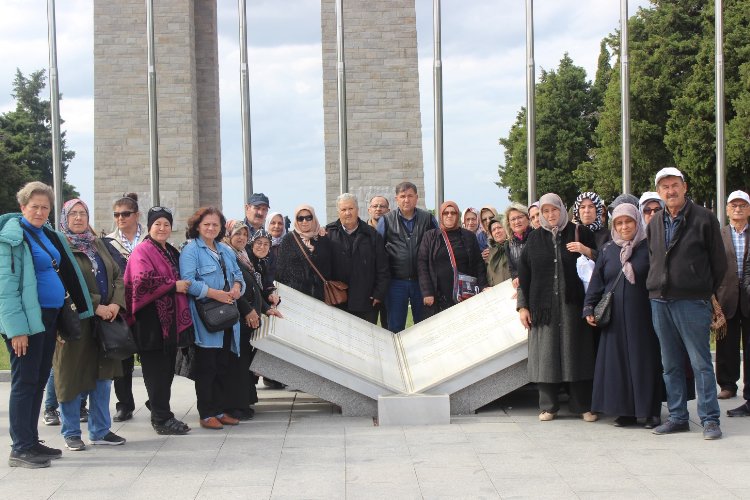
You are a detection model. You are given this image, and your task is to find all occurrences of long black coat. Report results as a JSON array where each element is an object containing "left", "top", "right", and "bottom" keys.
[
  {"left": 325, "top": 219, "right": 389, "bottom": 313},
  {"left": 583, "top": 240, "right": 663, "bottom": 418},
  {"left": 276, "top": 231, "right": 332, "bottom": 301}
]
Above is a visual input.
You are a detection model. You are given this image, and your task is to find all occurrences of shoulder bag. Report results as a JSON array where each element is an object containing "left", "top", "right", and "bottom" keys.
[
  {"left": 292, "top": 232, "right": 348, "bottom": 306},
  {"left": 194, "top": 251, "right": 240, "bottom": 332},
  {"left": 95, "top": 315, "right": 137, "bottom": 360},
  {"left": 593, "top": 267, "right": 625, "bottom": 328},
  {"left": 22, "top": 229, "right": 81, "bottom": 341},
  {"left": 441, "top": 230, "right": 478, "bottom": 303}
]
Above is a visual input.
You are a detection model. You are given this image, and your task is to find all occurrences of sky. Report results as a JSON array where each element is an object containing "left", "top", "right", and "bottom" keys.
[{"left": 0, "top": 0, "right": 652, "bottom": 223}]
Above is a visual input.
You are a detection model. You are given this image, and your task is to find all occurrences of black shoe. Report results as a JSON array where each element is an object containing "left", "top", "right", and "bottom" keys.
[
  {"left": 652, "top": 419, "right": 690, "bottom": 435},
  {"left": 91, "top": 432, "right": 126, "bottom": 446},
  {"left": 8, "top": 449, "right": 50, "bottom": 469},
  {"left": 613, "top": 416, "right": 637, "bottom": 427},
  {"left": 113, "top": 408, "right": 133, "bottom": 422},
  {"left": 43, "top": 408, "right": 60, "bottom": 426},
  {"left": 152, "top": 418, "right": 190, "bottom": 435},
  {"left": 32, "top": 441, "right": 62, "bottom": 460},
  {"left": 65, "top": 436, "right": 86, "bottom": 451},
  {"left": 79, "top": 406, "right": 89, "bottom": 423},
  {"left": 727, "top": 402, "right": 750, "bottom": 417},
  {"left": 643, "top": 416, "right": 661, "bottom": 429}
]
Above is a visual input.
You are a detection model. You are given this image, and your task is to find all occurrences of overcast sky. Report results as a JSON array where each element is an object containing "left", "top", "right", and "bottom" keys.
[{"left": 0, "top": 0, "right": 651, "bottom": 222}]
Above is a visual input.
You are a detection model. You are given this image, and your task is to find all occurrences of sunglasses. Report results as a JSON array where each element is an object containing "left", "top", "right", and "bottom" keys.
[
  {"left": 296, "top": 215, "right": 314, "bottom": 222},
  {"left": 151, "top": 206, "right": 173, "bottom": 214},
  {"left": 642, "top": 207, "right": 662, "bottom": 215},
  {"left": 113, "top": 211, "right": 134, "bottom": 219}
]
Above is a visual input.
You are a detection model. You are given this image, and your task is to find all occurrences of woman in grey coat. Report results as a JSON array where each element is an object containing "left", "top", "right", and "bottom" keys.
[{"left": 517, "top": 193, "right": 597, "bottom": 422}]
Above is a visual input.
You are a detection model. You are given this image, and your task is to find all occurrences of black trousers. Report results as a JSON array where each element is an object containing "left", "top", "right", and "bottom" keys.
[
  {"left": 716, "top": 305, "right": 750, "bottom": 399},
  {"left": 350, "top": 307, "right": 378, "bottom": 325},
  {"left": 537, "top": 380, "right": 593, "bottom": 414},
  {"left": 140, "top": 347, "right": 177, "bottom": 424},
  {"left": 193, "top": 330, "right": 232, "bottom": 420},
  {"left": 113, "top": 355, "right": 135, "bottom": 412}
]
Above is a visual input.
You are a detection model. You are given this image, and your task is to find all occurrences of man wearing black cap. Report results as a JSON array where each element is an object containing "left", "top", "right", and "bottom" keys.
[{"left": 244, "top": 193, "right": 270, "bottom": 240}]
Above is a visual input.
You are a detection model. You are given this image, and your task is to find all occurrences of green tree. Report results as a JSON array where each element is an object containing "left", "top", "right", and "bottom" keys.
[
  {"left": 498, "top": 54, "right": 596, "bottom": 206},
  {"left": 0, "top": 69, "right": 77, "bottom": 212}
]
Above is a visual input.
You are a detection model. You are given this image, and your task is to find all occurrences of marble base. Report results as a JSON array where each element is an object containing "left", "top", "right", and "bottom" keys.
[{"left": 377, "top": 394, "right": 450, "bottom": 426}]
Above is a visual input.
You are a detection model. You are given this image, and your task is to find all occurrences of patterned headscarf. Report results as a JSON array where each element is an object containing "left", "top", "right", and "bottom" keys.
[
  {"left": 60, "top": 198, "right": 99, "bottom": 273},
  {"left": 462, "top": 207, "right": 480, "bottom": 234},
  {"left": 265, "top": 211, "right": 287, "bottom": 247},
  {"left": 572, "top": 191, "right": 605, "bottom": 232},
  {"left": 610, "top": 203, "right": 647, "bottom": 285},
  {"left": 538, "top": 193, "right": 569, "bottom": 236},
  {"left": 224, "top": 219, "right": 253, "bottom": 271}
]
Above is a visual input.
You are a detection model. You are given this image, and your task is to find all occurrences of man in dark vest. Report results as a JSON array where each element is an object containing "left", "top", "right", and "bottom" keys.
[
  {"left": 647, "top": 167, "right": 727, "bottom": 440},
  {"left": 377, "top": 182, "right": 438, "bottom": 332}
]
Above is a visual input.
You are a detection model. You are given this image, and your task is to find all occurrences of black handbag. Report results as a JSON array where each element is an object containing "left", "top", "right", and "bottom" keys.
[
  {"left": 22, "top": 229, "right": 81, "bottom": 341},
  {"left": 95, "top": 315, "right": 138, "bottom": 361},
  {"left": 194, "top": 253, "right": 240, "bottom": 332},
  {"left": 593, "top": 268, "right": 625, "bottom": 328}
]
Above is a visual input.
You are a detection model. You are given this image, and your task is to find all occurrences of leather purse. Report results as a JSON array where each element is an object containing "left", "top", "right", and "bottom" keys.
[
  {"left": 441, "top": 230, "right": 478, "bottom": 303},
  {"left": 593, "top": 268, "right": 625, "bottom": 328},
  {"left": 194, "top": 253, "right": 240, "bottom": 332},
  {"left": 22, "top": 229, "right": 82, "bottom": 341},
  {"left": 95, "top": 315, "right": 137, "bottom": 361},
  {"left": 291, "top": 232, "right": 348, "bottom": 306}
]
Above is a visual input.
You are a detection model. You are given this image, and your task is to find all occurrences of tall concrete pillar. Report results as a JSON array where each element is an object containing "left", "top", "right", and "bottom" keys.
[
  {"left": 94, "top": 0, "right": 221, "bottom": 237},
  {"left": 321, "top": 0, "right": 425, "bottom": 221}
]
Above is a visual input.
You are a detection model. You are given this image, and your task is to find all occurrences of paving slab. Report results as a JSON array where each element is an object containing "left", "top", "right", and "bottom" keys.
[{"left": 0, "top": 373, "right": 748, "bottom": 499}]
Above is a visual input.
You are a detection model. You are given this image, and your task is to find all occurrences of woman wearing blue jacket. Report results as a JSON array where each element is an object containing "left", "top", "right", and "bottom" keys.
[
  {"left": 0, "top": 182, "right": 93, "bottom": 468},
  {"left": 180, "top": 207, "right": 245, "bottom": 430}
]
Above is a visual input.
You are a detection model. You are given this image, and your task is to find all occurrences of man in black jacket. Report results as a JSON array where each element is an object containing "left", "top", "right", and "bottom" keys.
[
  {"left": 327, "top": 193, "right": 390, "bottom": 324},
  {"left": 646, "top": 167, "right": 727, "bottom": 440}
]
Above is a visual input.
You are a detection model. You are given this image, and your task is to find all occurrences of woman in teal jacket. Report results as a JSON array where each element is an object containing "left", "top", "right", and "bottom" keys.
[{"left": 0, "top": 182, "right": 92, "bottom": 469}]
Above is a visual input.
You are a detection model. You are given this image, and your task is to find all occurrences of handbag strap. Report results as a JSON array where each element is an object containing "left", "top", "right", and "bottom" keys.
[
  {"left": 606, "top": 267, "right": 626, "bottom": 294},
  {"left": 22, "top": 228, "right": 60, "bottom": 272},
  {"left": 440, "top": 229, "right": 460, "bottom": 301},
  {"left": 291, "top": 231, "right": 327, "bottom": 283},
  {"left": 216, "top": 252, "right": 230, "bottom": 292}
]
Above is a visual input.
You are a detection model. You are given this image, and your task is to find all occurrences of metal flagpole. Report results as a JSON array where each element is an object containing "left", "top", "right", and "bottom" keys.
[
  {"left": 47, "top": 0, "right": 63, "bottom": 226},
  {"left": 146, "top": 0, "right": 160, "bottom": 206},
  {"left": 433, "top": 0, "right": 444, "bottom": 209},
  {"left": 335, "top": 0, "right": 348, "bottom": 194},
  {"left": 238, "top": 0, "right": 253, "bottom": 200},
  {"left": 715, "top": 0, "right": 726, "bottom": 224},
  {"left": 525, "top": 0, "right": 536, "bottom": 205},
  {"left": 620, "top": 0, "right": 631, "bottom": 195}
]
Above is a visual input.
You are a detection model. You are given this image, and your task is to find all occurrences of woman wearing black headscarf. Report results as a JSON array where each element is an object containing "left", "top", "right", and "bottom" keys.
[{"left": 517, "top": 193, "right": 597, "bottom": 422}]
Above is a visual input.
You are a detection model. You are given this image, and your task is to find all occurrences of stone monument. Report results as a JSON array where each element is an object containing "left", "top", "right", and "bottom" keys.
[{"left": 321, "top": 0, "right": 426, "bottom": 220}]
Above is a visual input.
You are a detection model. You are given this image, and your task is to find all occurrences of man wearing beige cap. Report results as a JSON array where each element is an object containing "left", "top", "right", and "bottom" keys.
[
  {"left": 646, "top": 167, "right": 727, "bottom": 439},
  {"left": 716, "top": 190, "right": 750, "bottom": 414}
]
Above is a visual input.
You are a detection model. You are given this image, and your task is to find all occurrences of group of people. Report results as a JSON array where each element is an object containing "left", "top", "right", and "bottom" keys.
[{"left": 0, "top": 168, "right": 745, "bottom": 468}]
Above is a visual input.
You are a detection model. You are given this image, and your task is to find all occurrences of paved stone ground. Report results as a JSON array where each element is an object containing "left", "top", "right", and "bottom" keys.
[{"left": 0, "top": 376, "right": 749, "bottom": 499}]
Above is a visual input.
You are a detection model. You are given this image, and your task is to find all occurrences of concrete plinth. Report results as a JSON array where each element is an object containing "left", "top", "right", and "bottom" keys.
[{"left": 377, "top": 394, "right": 450, "bottom": 426}]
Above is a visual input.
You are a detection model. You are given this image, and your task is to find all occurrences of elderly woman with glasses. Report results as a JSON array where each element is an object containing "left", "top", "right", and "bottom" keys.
[
  {"left": 418, "top": 201, "right": 487, "bottom": 317},
  {"left": 276, "top": 205, "right": 333, "bottom": 302},
  {"left": 103, "top": 192, "right": 145, "bottom": 423}
]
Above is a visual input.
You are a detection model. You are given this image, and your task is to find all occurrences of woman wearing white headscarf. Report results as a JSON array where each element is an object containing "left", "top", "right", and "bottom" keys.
[
  {"left": 264, "top": 211, "right": 286, "bottom": 285},
  {"left": 276, "top": 205, "right": 332, "bottom": 301},
  {"left": 583, "top": 204, "right": 663, "bottom": 428},
  {"left": 517, "top": 193, "right": 597, "bottom": 422}
]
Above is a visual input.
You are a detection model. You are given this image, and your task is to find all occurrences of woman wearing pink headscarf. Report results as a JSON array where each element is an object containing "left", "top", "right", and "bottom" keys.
[
  {"left": 418, "top": 201, "right": 487, "bottom": 317},
  {"left": 276, "top": 205, "right": 333, "bottom": 301}
]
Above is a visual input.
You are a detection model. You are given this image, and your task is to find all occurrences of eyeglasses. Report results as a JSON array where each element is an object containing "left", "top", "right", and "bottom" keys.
[
  {"left": 253, "top": 240, "right": 271, "bottom": 248},
  {"left": 296, "top": 215, "right": 314, "bottom": 222},
  {"left": 113, "top": 211, "right": 134, "bottom": 219},
  {"left": 443, "top": 211, "right": 458, "bottom": 216},
  {"left": 642, "top": 207, "right": 662, "bottom": 215},
  {"left": 509, "top": 216, "right": 527, "bottom": 223},
  {"left": 481, "top": 217, "right": 492, "bottom": 223},
  {"left": 151, "top": 206, "right": 173, "bottom": 214},
  {"left": 370, "top": 204, "right": 388, "bottom": 209},
  {"left": 729, "top": 203, "right": 749, "bottom": 211},
  {"left": 68, "top": 211, "right": 88, "bottom": 219}
]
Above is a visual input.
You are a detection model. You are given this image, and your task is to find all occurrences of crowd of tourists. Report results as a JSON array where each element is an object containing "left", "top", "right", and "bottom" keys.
[{"left": 1, "top": 168, "right": 747, "bottom": 468}]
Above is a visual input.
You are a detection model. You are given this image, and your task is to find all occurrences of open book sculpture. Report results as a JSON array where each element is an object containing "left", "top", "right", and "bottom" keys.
[{"left": 251, "top": 280, "right": 528, "bottom": 417}]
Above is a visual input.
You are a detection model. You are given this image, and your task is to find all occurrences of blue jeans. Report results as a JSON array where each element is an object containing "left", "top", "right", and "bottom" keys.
[
  {"left": 60, "top": 379, "right": 112, "bottom": 440},
  {"left": 385, "top": 279, "right": 424, "bottom": 333},
  {"left": 5, "top": 308, "right": 59, "bottom": 452},
  {"left": 650, "top": 299, "right": 721, "bottom": 426},
  {"left": 44, "top": 370, "right": 58, "bottom": 410}
]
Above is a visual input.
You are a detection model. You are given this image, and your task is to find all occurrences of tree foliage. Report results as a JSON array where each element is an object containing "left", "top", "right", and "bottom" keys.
[
  {"left": 498, "top": 0, "right": 750, "bottom": 207},
  {"left": 0, "top": 69, "right": 77, "bottom": 213}
]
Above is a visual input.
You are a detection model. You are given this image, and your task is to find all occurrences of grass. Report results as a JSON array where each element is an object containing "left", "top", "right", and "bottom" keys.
[{"left": 0, "top": 342, "right": 9, "bottom": 370}]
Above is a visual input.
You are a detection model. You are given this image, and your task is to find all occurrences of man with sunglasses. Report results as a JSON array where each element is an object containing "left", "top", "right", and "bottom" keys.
[
  {"left": 716, "top": 191, "right": 750, "bottom": 413},
  {"left": 377, "top": 182, "right": 438, "bottom": 332}
]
